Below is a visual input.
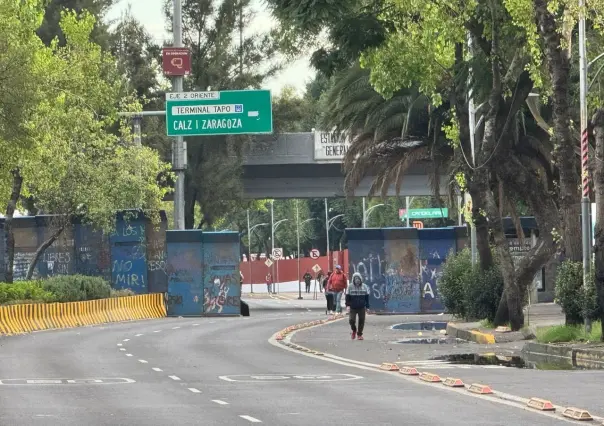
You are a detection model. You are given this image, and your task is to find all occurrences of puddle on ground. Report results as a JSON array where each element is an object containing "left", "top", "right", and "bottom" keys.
[
  {"left": 433, "top": 353, "right": 575, "bottom": 370},
  {"left": 391, "top": 321, "right": 448, "bottom": 331},
  {"left": 393, "top": 337, "right": 465, "bottom": 344}
]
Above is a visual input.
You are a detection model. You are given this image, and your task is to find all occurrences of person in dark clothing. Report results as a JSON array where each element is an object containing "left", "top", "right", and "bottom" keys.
[
  {"left": 303, "top": 271, "right": 312, "bottom": 293},
  {"left": 345, "top": 272, "right": 370, "bottom": 340},
  {"left": 323, "top": 271, "right": 333, "bottom": 313}
]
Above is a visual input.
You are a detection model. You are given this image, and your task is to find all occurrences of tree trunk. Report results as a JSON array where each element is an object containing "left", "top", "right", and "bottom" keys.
[
  {"left": 493, "top": 290, "right": 510, "bottom": 326},
  {"left": 591, "top": 109, "right": 604, "bottom": 340},
  {"left": 25, "top": 225, "right": 66, "bottom": 281},
  {"left": 534, "top": 0, "right": 582, "bottom": 262},
  {"left": 468, "top": 184, "right": 494, "bottom": 271},
  {"left": 4, "top": 169, "right": 23, "bottom": 284},
  {"left": 485, "top": 189, "right": 525, "bottom": 330}
]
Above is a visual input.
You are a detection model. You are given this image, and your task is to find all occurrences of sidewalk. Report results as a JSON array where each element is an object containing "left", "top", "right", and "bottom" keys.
[{"left": 286, "top": 306, "right": 604, "bottom": 418}]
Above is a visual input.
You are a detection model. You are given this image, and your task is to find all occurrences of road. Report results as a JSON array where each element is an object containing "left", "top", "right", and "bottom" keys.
[{"left": 0, "top": 300, "right": 575, "bottom": 425}]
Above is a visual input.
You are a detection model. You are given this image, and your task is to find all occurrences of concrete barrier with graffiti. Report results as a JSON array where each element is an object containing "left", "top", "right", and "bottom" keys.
[
  {"left": 165, "top": 230, "right": 241, "bottom": 317},
  {"left": 346, "top": 227, "right": 468, "bottom": 314}
]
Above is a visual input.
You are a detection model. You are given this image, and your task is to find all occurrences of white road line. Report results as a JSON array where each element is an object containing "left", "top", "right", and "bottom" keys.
[
  {"left": 192, "top": 323, "right": 200, "bottom": 326},
  {"left": 135, "top": 334, "right": 143, "bottom": 337},
  {"left": 169, "top": 376, "right": 181, "bottom": 381},
  {"left": 117, "top": 343, "right": 122, "bottom": 346},
  {"left": 153, "top": 330, "right": 161, "bottom": 333},
  {"left": 188, "top": 388, "right": 201, "bottom": 393},
  {"left": 152, "top": 368, "right": 163, "bottom": 372},
  {"left": 123, "top": 339, "right": 130, "bottom": 342},
  {"left": 240, "top": 415, "right": 262, "bottom": 423},
  {"left": 138, "top": 360, "right": 148, "bottom": 364},
  {"left": 119, "top": 348, "right": 126, "bottom": 351},
  {"left": 172, "top": 326, "right": 181, "bottom": 329},
  {"left": 212, "top": 400, "right": 229, "bottom": 405},
  {"left": 126, "top": 354, "right": 133, "bottom": 357}
]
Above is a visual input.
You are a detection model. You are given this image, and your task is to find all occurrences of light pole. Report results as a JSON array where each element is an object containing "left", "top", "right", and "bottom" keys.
[
  {"left": 296, "top": 208, "right": 320, "bottom": 300},
  {"left": 247, "top": 209, "right": 267, "bottom": 294},
  {"left": 363, "top": 203, "right": 386, "bottom": 228},
  {"left": 405, "top": 196, "right": 415, "bottom": 227},
  {"left": 326, "top": 210, "right": 345, "bottom": 270},
  {"left": 272, "top": 217, "right": 288, "bottom": 294}
]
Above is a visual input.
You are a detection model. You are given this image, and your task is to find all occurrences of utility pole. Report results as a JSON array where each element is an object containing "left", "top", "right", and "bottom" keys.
[
  {"left": 405, "top": 196, "right": 411, "bottom": 227},
  {"left": 247, "top": 209, "right": 253, "bottom": 294},
  {"left": 296, "top": 200, "right": 302, "bottom": 300},
  {"left": 579, "top": 0, "right": 592, "bottom": 332},
  {"left": 362, "top": 197, "right": 366, "bottom": 228},
  {"left": 172, "top": 0, "right": 186, "bottom": 230},
  {"left": 325, "top": 198, "right": 330, "bottom": 271},
  {"left": 270, "top": 200, "right": 275, "bottom": 294}
]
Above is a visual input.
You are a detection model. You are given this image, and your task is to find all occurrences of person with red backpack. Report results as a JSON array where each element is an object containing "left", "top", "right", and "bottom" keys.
[{"left": 327, "top": 265, "right": 348, "bottom": 314}]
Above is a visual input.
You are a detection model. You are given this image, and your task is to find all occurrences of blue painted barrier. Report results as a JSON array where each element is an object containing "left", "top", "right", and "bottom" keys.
[
  {"left": 166, "top": 230, "right": 204, "bottom": 316},
  {"left": 202, "top": 232, "right": 241, "bottom": 315},
  {"left": 346, "top": 226, "right": 468, "bottom": 314}
]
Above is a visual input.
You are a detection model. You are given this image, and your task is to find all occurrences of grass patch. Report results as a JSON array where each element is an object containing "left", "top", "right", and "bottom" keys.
[{"left": 536, "top": 322, "right": 602, "bottom": 343}]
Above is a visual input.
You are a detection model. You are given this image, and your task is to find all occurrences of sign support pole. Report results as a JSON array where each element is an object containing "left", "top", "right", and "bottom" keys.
[
  {"left": 172, "top": 0, "right": 186, "bottom": 230},
  {"left": 296, "top": 200, "right": 302, "bottom": 300}
]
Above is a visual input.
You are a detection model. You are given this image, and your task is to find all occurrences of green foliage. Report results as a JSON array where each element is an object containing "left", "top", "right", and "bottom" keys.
[
  {"left": 0, "top": 281, "right": 55, "bottom": 305},
  {"left": 536, "top": 322, "right": 603, "bottom": 343},
  {"left": 554, "top": 261, "right": 601, "bottom": 324},
  {"left": 42, "top": 275, "right": 111, "bottom": 302},
  {"left": 439, "top": 248, "right": 504, "bottom": 322}
]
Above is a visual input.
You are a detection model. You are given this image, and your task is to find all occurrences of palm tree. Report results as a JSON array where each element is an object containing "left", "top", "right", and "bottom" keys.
[{"left": 320, "top": 63, "right": 454, "bottom": 203}]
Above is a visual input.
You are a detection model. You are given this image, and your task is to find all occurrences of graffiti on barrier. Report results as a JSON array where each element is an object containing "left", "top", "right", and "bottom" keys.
[{"left": 203, "top": 275, "right": 240, "bottom": 314}]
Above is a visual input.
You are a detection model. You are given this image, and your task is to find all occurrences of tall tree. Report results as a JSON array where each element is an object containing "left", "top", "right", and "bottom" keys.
[
  {"left": 37, "top": 0, "right": 116, "bottom": 48},
  {"left": 162, "top": 0, "right": 280, "bottom": 229}
]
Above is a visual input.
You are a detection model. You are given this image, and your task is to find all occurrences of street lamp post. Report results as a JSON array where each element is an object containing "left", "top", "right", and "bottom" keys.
[
  {"left": 296, "top": 211, "right": 320, "bottom": 300},
  {"left": 272, "top": 217, "right": 288, "bottom": 294},
  {"left": 326, "top": 213, "right": 345, "bottom": 270},
  {"left": 247, "top": 209, "right": 267, "bottom": 294},
  {"left": 363, "top": 203, "right": 386, "bottom": 228}
]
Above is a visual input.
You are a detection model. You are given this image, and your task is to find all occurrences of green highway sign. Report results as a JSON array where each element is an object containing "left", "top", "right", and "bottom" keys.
[
  {"left": 399, "top": 208, "right": 448, "bottom": 220},
  {"left": 165, "top": 90, "right": 273, "bottom": 137}
]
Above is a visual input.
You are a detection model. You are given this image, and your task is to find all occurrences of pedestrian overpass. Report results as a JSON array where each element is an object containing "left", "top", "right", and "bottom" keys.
[{"left": 238, "top": 132, "right": 446, "bottom": 199}]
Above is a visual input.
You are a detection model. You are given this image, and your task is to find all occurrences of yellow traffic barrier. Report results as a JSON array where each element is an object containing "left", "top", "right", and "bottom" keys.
[{"left": 0, "top": 293, "right": 167, "bottom": 335}]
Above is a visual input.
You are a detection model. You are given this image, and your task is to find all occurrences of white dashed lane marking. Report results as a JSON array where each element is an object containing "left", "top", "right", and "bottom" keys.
[
  {"left": 138, "top": 360, "right": 148, "bottom": 364},
  {"left": 169, "top": 376, "right": 181, "bottom": 381},
  {"left": 193, "top": 324, "right": 200, "bottom": 326},
  {"left": 123, "top": 339, "right": 130, "bottom": 342},
  {"left": 240, "top": 415, "right": 262, "bottom": 423},
  {"left": 152, "top": 368, "right": 163, "bottom": 372},
  {"left": 125, "top": 354, "right": 133, "bottom": 357},
  {"left": 153, "top": 330, "right": 161, "bottom": 333},
  {"left": 172, "top": 326, "right": 181, "bottom": 329},
  {"left": 188, "top": 388, "right": 201, "bottom": 393},
  {"left": 135, "top": 334, "right": 143, "bottom": 337},
  {"left": 119, "top": 348, "right": 126, "bottom": 351},
  {"left": 212, "top": 400, "right": 229, "bottom": 405},
  {"left": 117, "top": 343, "right": 122, "bottom": 347}
]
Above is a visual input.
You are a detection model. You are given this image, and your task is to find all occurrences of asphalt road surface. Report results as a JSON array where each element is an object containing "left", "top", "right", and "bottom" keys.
[{"left": 0, "top": 300, "right": 575, "bottom": 425}]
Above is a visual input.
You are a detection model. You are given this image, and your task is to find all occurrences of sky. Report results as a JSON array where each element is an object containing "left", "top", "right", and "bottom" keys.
[{"left": 106, "top": 0, "right": 314, "bottom": 95}]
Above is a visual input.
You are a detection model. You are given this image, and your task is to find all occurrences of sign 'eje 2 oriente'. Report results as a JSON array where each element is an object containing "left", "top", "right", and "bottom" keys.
[{"left": 165, "top": 90, "right": 273, "bottom": 137}]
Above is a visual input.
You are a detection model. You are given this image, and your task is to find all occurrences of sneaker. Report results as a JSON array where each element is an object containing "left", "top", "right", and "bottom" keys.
[
  {"left": 357, "top": 335, "right": 364, "bottom": 340},
  {"left": 351, "top": 331, "right": 356, "bottom": 340}
]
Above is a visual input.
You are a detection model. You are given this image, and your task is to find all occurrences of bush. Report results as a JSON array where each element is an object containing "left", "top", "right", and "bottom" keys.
[
  {"left": 110, "top": 288, "right": 135, "bottom": 298},
  {"left": 554, "top": 260, "right": 601, "bottom": 324},
  {"left": 536, "top": 322, "right": 602, "bottom": 343},
  {"left": 42, "top": 275, "right": 111, "bottom": 302},
  {"left": 0, "top": 281, "right": 55, "bottom": 305},
  {"left": 439, "top": 248, "right": 504, "bottom": 322}
]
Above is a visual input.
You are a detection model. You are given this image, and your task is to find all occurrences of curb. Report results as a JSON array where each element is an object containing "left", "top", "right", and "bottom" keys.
[
  {"left": 523, "top": 342, "right": 604, "bottom": 370},
  {"left": 446, "top": 323, "right": 496, "bottom": 344},
  {"left": 272, "top": 317, "right": 604, "bottom": 424},
  {"left": 0, "top": 293, "right": 166, "bottom": 335}
]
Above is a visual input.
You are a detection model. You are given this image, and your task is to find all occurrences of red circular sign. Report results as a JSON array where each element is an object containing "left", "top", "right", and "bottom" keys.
[{"left": 310, "top": 249, "right": 320, "bottom": 259}]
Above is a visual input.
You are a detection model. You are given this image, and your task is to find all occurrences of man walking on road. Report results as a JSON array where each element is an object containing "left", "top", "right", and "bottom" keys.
[
  {"left": 327, "top": 265, "right": 347, "bottom": 314},
  {"left": 345, "top": 273, "right": 370, "bottom": 340},
  {"left": 303, "top": 271, "right": 312, "bottom": 293}
]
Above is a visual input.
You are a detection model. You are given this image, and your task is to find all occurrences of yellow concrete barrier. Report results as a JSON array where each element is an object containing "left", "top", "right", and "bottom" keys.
[{"left": 0, "top": 293, "right": 166, "bottom": 335}]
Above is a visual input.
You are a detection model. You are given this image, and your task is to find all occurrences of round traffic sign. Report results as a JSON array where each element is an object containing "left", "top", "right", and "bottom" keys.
[{"left": 309, "top": 249, "right": 320, "bottom": 259}]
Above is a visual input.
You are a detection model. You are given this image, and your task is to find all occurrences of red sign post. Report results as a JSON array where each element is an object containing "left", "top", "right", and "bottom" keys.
[{"left": 162, "top": 47, "right": 191, "bottom": 76}]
